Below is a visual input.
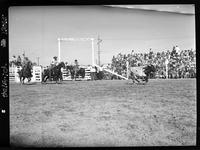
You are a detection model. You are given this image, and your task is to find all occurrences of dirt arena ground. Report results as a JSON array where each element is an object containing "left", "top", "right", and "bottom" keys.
[{"left": 10, "top": 79, "right": 196, "bottom": 147}]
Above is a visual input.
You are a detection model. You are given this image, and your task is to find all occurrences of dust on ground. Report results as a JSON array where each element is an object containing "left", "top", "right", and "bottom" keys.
[{"left": 10, "top": 79, "right": 196, "bottom": 147}]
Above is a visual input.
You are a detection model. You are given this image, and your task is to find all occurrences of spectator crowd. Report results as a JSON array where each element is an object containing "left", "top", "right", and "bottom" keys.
[{"left": 111, "top": 46, "right": 196, "bottom": 79}]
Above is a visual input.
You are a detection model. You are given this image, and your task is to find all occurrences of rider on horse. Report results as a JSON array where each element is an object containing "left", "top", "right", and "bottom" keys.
[
  {"left": 49, "top": 56, "right": 58, "bottom": 80},
  {"left": 22, "top": 57, "right": 28, "bottom": 67},
  {"left": 73, "top": 59, "right": 79, "bottom": 76},
  {"left": 51, "top": 56, "right": 58, "bottom": 67},
  {"left": 74, "top": 59, "right": 79, "bottom": 68},
  {"left": 22, "top": 56, "right": 32, "bottom": 71},
  {"left": 18, "top": 56, "right": 33, "bottom": 83}
]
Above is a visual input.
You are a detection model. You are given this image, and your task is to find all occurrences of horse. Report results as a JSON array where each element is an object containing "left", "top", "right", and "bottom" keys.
[
  {"left": 129, "top": 64, "right": 156, "bottom": 84},
  {"left": 66, "top": 65, "right": 85, "bottom": 80},
  {"left": 18, "top": 61, "right": 33, "bottom": 84},
  {"left": 76, "top": 68, "right": 85, "bottom": 79},
  {"left": 96, "top": 71, "right": 104, "bottom": 80},
  {"left": 42, "top": 62, "right": 65, "bottom": 83}
]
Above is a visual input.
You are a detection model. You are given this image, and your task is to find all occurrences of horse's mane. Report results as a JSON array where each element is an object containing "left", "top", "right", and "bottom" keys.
[{"left": 52, "top": 62, "right": 65, "bottom": 70}]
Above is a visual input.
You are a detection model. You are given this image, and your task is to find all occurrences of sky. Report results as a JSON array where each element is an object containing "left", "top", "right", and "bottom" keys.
[{"left": 9, "top": 5, "right": 195, "bottom": 66}]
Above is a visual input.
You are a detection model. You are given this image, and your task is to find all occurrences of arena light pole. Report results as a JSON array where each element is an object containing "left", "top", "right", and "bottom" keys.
[
  {"left": 91, "top": 38, "right": 95, "bottom": 66},
  {"left": 58, "top": 38, "right": 61, "bottom": 63},
  {"left": 126, "top": 61, "right": 129, "bottom": 79}
]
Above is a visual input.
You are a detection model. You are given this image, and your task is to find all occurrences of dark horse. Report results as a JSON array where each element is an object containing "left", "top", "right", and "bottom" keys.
[
  {"left": 129, "top": 64, "right": 156, "bottom": 84},
  {"left": 18, "top": 61, "right": 33, "bottom": 84},
  {"left": 42, "top": 62, "right": 65, "bottom": 83},
  {"left": 66, "top": 65, "right": 85, "bottom": 80}
]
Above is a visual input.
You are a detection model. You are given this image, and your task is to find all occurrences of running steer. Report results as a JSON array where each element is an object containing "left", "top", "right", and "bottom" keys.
[{"left": 129, "top": 65, "right": 156, "bottom": 84}]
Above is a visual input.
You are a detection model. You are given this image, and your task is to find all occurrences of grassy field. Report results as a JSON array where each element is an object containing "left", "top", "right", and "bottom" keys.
[{"left": 10, "top": 78, "right": 196, "bottom": 147}]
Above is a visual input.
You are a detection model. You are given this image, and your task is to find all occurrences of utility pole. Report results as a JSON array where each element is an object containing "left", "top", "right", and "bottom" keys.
[{"left": 97, "top": 35, "right": 102, "bottom": 66}]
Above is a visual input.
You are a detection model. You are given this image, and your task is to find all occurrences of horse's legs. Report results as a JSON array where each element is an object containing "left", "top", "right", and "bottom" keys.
[
  {"left": 43, "top": 76, "right": 48, "bottom": 83},
  {"left": 132, "top": 78, "right": 135, "bottom": 84},
  {"left": 145, "top": 76, "right": 148, "bottom": 82},
  {"left": 130, "top": 72, "right": 135, "bottom": 84},
  {"left": 49, "top": 70, "right": 52, "bottom": 81},
  {"left": 60, "top": 73, "right": 63, "bottom": 81},
  {"left": 20, "top": 77, "right": 23, "bottom": 84},
  {"left": 56, "top": 76, "right": 60, "bottom": 83},
  {"left": 74, "top": 71, "right": 77, "bottom": 81},
  {"left": 22, "top": 77, "right": 25, "bottom": 84},
  {"left": 46, "top": 76, "right": 49, "bottom": 82},
  {"left": 131, "top": 74, "right": 136, "bottom": 84},
  {"left": 42, "top": 74, "right": 44, "bottom": 82},
  {"left": 59, "top": 74, "right": 61, "bottom": 81},
  {"left": 133, "top": 74, "right": 140, "bottom": 83}
]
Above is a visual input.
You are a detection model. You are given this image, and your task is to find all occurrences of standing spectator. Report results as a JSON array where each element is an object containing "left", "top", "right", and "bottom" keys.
[
  {"left": 149, "top": 48, "right": 153, "bottom": 59},
  {"left": 11, "top": 55, "right": 16, "bottom": 66},
  {"left": 175, "top": 45, "right": 180, "bottom": 55},
  {"left": 131, "top": 50, "right": 134, "bottom": 56},
  {"left": 171, "top": 46, "right": 176, "bottom": 58}
]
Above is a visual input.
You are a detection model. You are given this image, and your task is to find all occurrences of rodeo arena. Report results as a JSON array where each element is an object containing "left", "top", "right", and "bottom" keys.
[
  {"left": 9, "top": 42, "right": 196, "bottom": 84},
  {"left": 9, "top": 38, "right": 196, "bottom": 146}
]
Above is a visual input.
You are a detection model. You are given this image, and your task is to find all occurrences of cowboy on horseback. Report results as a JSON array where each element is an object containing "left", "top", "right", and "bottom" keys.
[
  {"left": 74, "top": 59, "right": 79, "bottom": 69},
  {"left": 22, "top": 56, "right": 29, "bottom": 68},
  {"left": 73, "top": 59, "right": 79, "bottom": 77},
  {"left": 22, "top": 55, "right": 32, "bottom": 72},
  {"left": 18, "top": 56, "right": 33, "bottom": 84},
  {"left": 49, "top": 56, "right": 58, "bottom": 81},
  {"left": 51, "top": 56, "right": 58, "bottom": 67}
]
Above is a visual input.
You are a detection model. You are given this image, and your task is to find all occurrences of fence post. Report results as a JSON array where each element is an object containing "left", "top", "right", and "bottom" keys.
[
  {"left": 165, "top": 58, "right": 169, "bottom": 79},
  {"left": 14, "top": 66, "right": 21, "bottom": 83},
  {"left": 126, "top": 61, "right": 129, "bottom": 79},
  {"left": 32, "top": 66, "right": 42, "bottom": 82}
]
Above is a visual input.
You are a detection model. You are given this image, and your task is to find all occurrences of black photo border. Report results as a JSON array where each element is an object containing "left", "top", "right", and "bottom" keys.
[{"left": 0, "top": 0, "right": 199, "bottom": 149}]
